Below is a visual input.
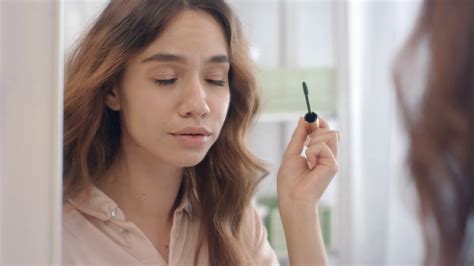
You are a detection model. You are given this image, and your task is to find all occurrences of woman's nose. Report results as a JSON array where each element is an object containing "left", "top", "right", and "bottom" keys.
[{"left": 178, "top": 78, "right": 210, "bottom": 118}]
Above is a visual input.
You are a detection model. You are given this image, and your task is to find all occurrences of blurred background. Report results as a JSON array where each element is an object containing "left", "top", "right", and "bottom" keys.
[{"left": 1, "top": 0, "right": 424, "bottom": 265}]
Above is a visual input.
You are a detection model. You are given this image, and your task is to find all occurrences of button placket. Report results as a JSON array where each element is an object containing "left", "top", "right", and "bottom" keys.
[
  {"left": 109, "top": 207, "right": 132, "bottom": 246},
  {"left": 121, "top": 229, "right": 130, "bottom": 239},
  {"left": 116, "top": 225, "right": 133, "bottom": 247}
]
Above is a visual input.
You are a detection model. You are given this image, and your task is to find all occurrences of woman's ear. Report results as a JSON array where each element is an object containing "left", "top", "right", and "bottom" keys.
[{"left": 105, "top": 85, "right": 121, "bottom": 111}]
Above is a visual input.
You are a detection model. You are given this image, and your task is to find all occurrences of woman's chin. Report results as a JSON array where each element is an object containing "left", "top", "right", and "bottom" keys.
[{"left": 175, "top": 154, "right": 207, "bottom": 168}]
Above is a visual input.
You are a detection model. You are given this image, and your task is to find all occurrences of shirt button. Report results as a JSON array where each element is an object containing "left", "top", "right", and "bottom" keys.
[
  {"left": 121, "top": 229, "right": 130, "bottom": 238},
  {"left": 111, "top": 208, "right": 119, "bottom": 218}
]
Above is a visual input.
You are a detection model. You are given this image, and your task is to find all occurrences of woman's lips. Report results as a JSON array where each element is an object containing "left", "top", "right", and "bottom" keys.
[
  {"left": 171, "top": 133, "right": 211, "bottom": 147},
  {"left": 170, "top": 126, "right": 213, "bottom": 147}
]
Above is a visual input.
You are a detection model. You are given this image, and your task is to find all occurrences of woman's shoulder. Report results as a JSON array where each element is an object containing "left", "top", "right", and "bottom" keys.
[
  {"left": 62, "top": 204, "right": 94, "bottom": 264},
  {"left": 62, "top": 202, "right": 99, "bottom": 245},
  {"left": 240, "top": 204, "right": 264, "bottom": 234},
  {"left": 240, "top": 203, "right": 279, "bottom": 265},
  {"left": 62, "top": 202, "right": 87, "bottom": 231},
  {"left": 62, "top": 203, "right": 141, "bottom": 265}
]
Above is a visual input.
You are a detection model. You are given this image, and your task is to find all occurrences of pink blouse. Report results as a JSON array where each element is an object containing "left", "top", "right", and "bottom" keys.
[{"left": 62, "top": 186, "right": 279, "bottom": 265}]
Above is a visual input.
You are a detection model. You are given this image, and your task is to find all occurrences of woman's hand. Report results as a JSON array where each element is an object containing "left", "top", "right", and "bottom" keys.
[
  {"left": 276, "top": 116, "right": 340, "bottom": 266},
  {"left": 277, "top": 116, "right": 340, "bottom": 210}
]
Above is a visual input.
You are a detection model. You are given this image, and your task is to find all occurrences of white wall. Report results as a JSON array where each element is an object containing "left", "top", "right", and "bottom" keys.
[
  {"left": 64, "top": 0, "right": 109, "bottom": 54},
  {"left": 0, "top": 0, "right": 63, "bottom": 264},
  {"left": 0, "top": 1, "right": 3, "bottom": 262}
]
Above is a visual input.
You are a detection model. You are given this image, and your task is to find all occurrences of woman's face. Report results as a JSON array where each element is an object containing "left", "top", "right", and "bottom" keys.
[{"left": 106, "top": 9, "right": 231, "bottom": 167}]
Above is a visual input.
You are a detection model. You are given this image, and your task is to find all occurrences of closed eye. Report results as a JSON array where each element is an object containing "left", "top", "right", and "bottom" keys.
[
  {"left": 206, "top": 79, "right": 226, "bottom": 86},
  {"left": 155, "top": 78, "right": 177, "bottom": 86}
]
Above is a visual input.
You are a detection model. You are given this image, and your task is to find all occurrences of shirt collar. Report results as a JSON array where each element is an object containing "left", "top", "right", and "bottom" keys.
[{"left": 66, "top": 185, "right": 193, "bottom": 222}]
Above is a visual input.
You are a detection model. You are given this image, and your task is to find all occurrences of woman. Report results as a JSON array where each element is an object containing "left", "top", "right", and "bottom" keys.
[
  {"left": 394, "top": 0, "right": 474, "bottom": 265},
  {"left": 63, "top": 1, "right": 339, "bottom": 265}
]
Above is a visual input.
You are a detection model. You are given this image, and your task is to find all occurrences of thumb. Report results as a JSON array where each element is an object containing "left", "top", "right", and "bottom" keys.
[{"left": 283, "top": 117, "right": 309, "bottom": 158}]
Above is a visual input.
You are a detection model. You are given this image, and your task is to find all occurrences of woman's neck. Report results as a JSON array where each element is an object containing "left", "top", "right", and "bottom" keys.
[{"left": 98, "top": 150, "right": 184, "bottom": 222}]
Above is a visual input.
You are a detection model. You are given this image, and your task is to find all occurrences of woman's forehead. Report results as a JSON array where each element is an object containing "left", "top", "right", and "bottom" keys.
[{"left": 134, "top": 9, "right": 229, "bottom": 64}]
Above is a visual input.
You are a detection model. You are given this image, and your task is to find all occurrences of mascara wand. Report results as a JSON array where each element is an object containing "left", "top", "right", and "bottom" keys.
[{"left": 302, "top": 81, "right": 318, "bottom": 123}]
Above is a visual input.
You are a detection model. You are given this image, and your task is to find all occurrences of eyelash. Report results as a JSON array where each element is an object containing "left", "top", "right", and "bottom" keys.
[
  {"left": 154, "top": 79, "right": 226, "bottom": 87},
  {"left": 206, "top": 79, "right": 226, "bottom": 86},
  {"left": 155, "top": 78, "right": 177, "bottom": 86}
]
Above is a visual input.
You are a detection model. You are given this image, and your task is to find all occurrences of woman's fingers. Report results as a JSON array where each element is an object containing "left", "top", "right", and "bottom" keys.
[
  {"left": 284, "top": 116, "right": 340, "bottom": 161},
  {"left": 311, "top": 128, "right": 341, "bottom": 141},
  {"left": 307, "top": 131, "right": 340, "bottom": 158},
  {"left": 283, "top": 117, "right": 309, "bottom": 159},
  {"left": 304, "top": 142, "right": 338, "bottom": 175}
]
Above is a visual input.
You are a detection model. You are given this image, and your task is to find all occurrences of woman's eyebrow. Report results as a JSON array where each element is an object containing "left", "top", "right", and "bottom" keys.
[
  {"left": 208, "top": 55, "right": 229, "bottom": 64},
  {"left": 141, "top": 53, "right": 186, "bottom": 64},
  {"left": 141, "top": 53, "right": 229, "bottom": 64}
]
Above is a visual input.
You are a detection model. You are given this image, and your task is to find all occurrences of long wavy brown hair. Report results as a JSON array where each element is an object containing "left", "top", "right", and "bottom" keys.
[
  {"left": 63, "top": 1, "right": 267, "bottom": 265},
  {"left": 394, "top": 0, "right": 474, "bottom": 265}
]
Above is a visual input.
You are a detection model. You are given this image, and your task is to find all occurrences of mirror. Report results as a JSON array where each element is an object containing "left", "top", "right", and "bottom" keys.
[{"left": 61, "top": 1, "right": 425, "bottom": 265}]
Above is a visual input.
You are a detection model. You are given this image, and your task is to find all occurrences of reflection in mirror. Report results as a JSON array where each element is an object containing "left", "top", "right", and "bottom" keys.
[{"left": 62, "top": 1, "right": 341, "bottom": 265}]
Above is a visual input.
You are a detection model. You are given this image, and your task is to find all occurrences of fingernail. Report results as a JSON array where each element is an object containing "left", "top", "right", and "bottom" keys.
[{"left": 307, "top": 161, "right": 313, "bottom": 170}]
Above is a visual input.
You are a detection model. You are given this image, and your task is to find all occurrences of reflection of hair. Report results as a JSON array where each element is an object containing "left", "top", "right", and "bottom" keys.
[
  {"left": 394, "top": 1, "right": 474, "bottom": 265},
  {"left": 63, "top": 1, "right": 267, "bottom": 265}
]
